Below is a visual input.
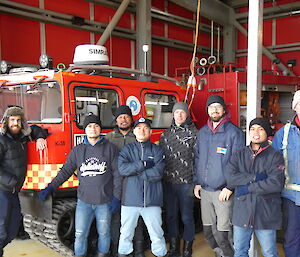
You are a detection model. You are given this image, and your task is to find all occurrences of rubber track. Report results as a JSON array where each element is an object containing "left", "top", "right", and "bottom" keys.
[{"left": 23, "top": 198, "right": 76, "bottom": 257}]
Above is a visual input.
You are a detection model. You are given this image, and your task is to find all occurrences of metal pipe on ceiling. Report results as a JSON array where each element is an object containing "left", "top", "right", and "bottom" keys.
[
  {"left": 0, "top": 0, "right": 212, "bottom": 55},
  {"left": 97, "top": 0, "right": 130, "bottom": 45},
  {"left": 233, "top": 20, "right": 294, "bottom": 76}
]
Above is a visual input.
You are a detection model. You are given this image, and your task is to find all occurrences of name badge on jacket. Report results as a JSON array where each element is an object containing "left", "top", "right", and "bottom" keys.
[{"left": 217, "top": 147, "right": 227, "bottom": 154}]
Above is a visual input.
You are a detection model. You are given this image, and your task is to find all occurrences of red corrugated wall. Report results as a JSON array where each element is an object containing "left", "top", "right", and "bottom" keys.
[
  {"left": 2, "top": 0, "right": 300, "bottom": 76},
  {"left": 236, "top": 0, "right": 300, "bottom": 76}
]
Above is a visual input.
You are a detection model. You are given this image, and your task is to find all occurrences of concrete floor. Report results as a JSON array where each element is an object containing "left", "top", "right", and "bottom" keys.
[{"left": 4, "top": 233, "right": 284, "bottom": 257}]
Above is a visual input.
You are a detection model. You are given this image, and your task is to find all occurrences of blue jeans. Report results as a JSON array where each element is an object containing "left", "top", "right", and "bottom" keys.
[
  {"left": 118, "top": 206, "right": 167, "bottom": 257},
  {"left": 0, "top": 192, "right": 22, "bottom": 251},
  {"left": 233, "top": 226, "right": 278, "bottom": 257},
  {"left": 164, "top": 183, "right": 195, "bottom": 241},
  {"left": 74, "top": 199, "right": 111, "bottom": 256},
  {"left": 283, "top": 198, "right": 300, "bottom": 257}
]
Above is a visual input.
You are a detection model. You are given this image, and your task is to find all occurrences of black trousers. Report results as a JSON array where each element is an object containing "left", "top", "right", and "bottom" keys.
[{"left": 0, "top": 191, "right": 22, "bottom": 252}]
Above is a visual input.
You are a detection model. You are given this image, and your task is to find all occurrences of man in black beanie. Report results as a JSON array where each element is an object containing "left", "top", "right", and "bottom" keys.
[
  {"left": 105, "top": 105, "right": 146, "bottom": 257},
  {"left": 194, "top": 95, "right": 244, "bottom": 257},
  {"left": 226, "top": 117, "right": 285, "bottom": 257},
  {"left": 39, "top": 114, "right": 121, "bottom": 257}
]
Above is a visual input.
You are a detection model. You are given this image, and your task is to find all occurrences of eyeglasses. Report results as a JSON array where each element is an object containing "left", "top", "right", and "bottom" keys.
[{"left": 208, "top": 104, "right": 223, "bottom": 111}]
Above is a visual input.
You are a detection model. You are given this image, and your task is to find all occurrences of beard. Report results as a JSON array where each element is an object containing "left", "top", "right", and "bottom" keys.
[
  {"left": 119, "top": 126, "right": 131, "bottom": 131},
  {"left": 9, "top": 126, "right": 22, "bottom": 135},
  {"left": 210, "top": 113, "right": 224, "bottom": 122}
]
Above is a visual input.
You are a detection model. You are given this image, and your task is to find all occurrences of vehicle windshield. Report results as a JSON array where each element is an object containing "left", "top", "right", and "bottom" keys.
[{"left": 0, "top": 81, "right": 62, "bottom": 123}]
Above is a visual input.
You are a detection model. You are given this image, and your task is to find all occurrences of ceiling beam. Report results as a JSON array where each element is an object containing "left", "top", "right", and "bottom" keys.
[
  {"left": 169, "top": 0, "right": 231, "bottom": 25},
  {"left": 235, "top": 2, "right": 300, "bottom": 21}
]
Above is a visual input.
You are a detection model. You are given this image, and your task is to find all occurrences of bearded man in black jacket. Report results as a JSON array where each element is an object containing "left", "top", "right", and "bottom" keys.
[{"left": 0, "top": 106, "right": 47, "bottom": 257}]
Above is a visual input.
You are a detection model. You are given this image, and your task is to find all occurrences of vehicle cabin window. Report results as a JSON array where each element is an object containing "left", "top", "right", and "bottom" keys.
[
  {"left": 75, "top": 87, "right": 118, "bottom": 128},
  {"left": 0, "top": 81, "right": 62, "bottom": 123},
  {"left": 144, "top": 93, "right": 176, "bottom": 128}
]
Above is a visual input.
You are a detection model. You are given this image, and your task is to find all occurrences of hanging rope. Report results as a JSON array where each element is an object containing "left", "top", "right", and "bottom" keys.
[{"left": 184, "top": 0, "right": 201, "bottom": 109}]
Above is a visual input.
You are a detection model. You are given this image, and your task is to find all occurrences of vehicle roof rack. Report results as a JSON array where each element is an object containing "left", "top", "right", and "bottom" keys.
[{"left": 67, "top": 64, "right": 180, "bottom": 86}]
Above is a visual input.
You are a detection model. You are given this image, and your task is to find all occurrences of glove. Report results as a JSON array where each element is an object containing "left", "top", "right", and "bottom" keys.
[
  {"left": 235, "top": 185, "right": 249, "bottom": 197},
  {"left": 143, "top": 160, "right": 154, "bottom": 169},
  {"left": 255, "top": 173, "right": 268, "bottom": 182},
  {"left": 109, "top": 197, "right": 121, "bottom": 213},
  {"left": 38, "top": 184, "right": 53, "bottom": 201}
]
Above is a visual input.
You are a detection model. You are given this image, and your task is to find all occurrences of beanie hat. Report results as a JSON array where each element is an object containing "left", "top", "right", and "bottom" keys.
[
  {"left": 172, "top": 102, "right": 189, "bottom": 115},
  {"left": 292, "top": 90, "right": 300, "bottom": 110},
  {"left": 249, "top": 117, "right": 272, "bottom": 136},
  {"left": 0, "top": 106, "right": 30, "bottom": 136},
  {"left": 206, "top": 95, "right": 226, "bottom": 111},
  {"left": 83, "top": 114, "right": 102, "bottom": 129},
  {"left": 114, "top": 105, "right": 132, "bottom": 119},
  {"left": 133, "top": 117, "right": 152, "bottom": 128}
]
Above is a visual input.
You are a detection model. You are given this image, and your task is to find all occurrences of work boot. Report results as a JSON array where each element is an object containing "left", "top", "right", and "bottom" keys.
[
  {"left": 214, "top": 231, "right": 234, "bottom": 257},
  {"left": 213, "top": 247, "right": 225, "bottom": 257},
  {"left": 166, "top": 238, "right": 180, "bottom": 257},
  {"left": 133, "top": 240, "right": 145, "bottom": 257},
  {"left": 16, "top": 231, "right": 30, "bottom": 240},
  {"left": 110, "top": 241, "right": 119, "bottom": 257},
  {"left": 96, "top": 253, "right": 109, "bottom": 257},
  {"left": 182, "top": 241, "right": 193, "bottom": 257}
]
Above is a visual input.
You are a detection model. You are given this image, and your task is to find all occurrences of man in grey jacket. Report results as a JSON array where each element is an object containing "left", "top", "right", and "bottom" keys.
[
  {"left": 105, "top": 105, "right": 145, "bottom": 257},
  {"left": 194, "top": 95, "right": 244, "bottom": 257}
]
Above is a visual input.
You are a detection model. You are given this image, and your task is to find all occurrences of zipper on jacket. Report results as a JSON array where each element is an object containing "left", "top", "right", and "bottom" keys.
[
  {"left": 140, "top": 142, "right": 147, "bottom": 208},
  {"left": 247, "top": 145, "right": 269, "bottom": 227}
]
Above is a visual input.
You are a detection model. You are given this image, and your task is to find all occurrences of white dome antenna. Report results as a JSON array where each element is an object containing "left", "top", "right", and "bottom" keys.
[{"left": 73, "top": 45, "right": 109, "bottom": 65}]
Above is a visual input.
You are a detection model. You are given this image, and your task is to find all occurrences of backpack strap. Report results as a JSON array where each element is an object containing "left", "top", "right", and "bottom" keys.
[{"left": 282, "top": 122, "right": 291, "bottom": 186}]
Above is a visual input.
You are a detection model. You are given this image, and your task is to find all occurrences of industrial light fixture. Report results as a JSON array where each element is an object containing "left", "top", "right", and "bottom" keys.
[
  {"left": 287, "top": 59, "right": 296, "bottom": 67},
  {"left": 272, "top": 58, "right": 281, "bottom": 65},
  {"left": 39, "top": 54, "right": 53, "bottom": 69},
  {"left": 0, "top": 60, "right": 11, "bottom": 74}
]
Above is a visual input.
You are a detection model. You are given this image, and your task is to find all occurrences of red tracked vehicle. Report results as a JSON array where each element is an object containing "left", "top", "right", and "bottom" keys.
[{"left": 0, "top": 45, "right": 187, "bottom": 256}]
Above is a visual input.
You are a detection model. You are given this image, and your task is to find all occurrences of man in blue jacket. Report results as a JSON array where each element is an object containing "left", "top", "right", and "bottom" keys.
[
  {"left": 39, "top": 114, "right": 121, "bottom": 257},
  {"left": 194, "top": 95, "right": 244, "bottom": 257},
  {"left": 118, "top": 117, "right": 167, "bottom": 257},
  {"left": 272, "top": 90, "right": 300, "bottom": 257},
  {"left": 226, "top": 118, "right": 285, "bottom": 257}
]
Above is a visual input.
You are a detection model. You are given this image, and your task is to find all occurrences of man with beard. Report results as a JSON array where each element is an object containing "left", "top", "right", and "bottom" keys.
[
  {"left": 105, "top": 105, "right": 145, "bottom": 257},
  {"left": 194, "top": 95, "right": 244, "bottom": 257},
  {"left": 0, "top": 106, "right": 47, "bottom": 257}
]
